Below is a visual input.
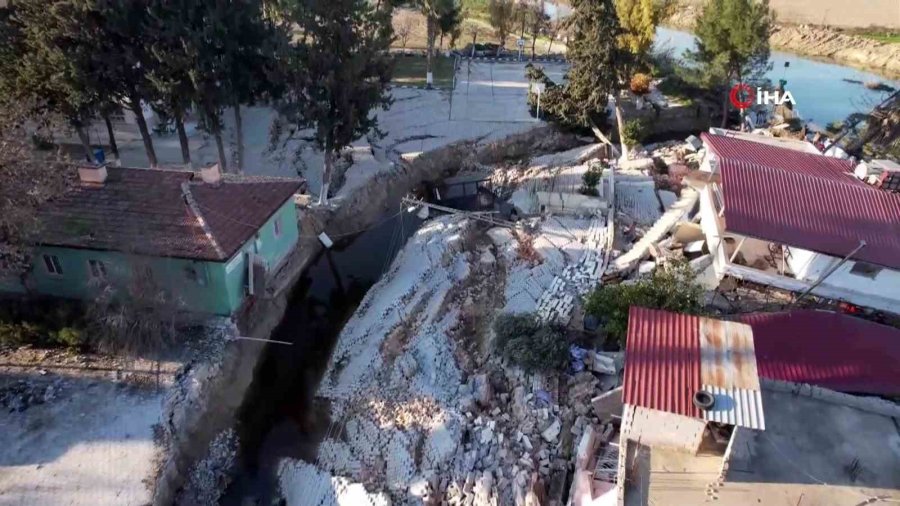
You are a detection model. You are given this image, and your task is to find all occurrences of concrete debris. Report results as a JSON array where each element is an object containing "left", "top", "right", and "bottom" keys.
[{"left": 0, "top": 378, "right": 65, "bottom": 413}]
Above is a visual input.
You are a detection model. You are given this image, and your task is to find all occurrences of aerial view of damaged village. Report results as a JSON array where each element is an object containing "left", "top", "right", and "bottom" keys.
[{"left": 3, "top": 0, "right": 900, "bottom": 504}]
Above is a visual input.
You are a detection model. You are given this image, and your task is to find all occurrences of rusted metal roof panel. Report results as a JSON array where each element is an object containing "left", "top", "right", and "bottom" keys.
[
  {"left": 698, "top": 319, "right": 760, "bottom": 390},
  {"left": 741, "top": 310, "right": 900, "bottom": 396},
  {"left": 701, "top": 132, "right": 900, "bottom": 270},
  {"left": 701, "top": 384, "right": 766, "bottom": 430},
  {"left": 623, "top": 307, "right": 701, "bottom": 419},
  {"left": 625, "top": 308, "right": 766, "bottom": 429}
]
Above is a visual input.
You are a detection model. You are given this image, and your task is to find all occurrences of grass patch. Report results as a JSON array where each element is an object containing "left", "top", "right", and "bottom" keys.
[
  {"left": 860, "top": 33, "right": 900, "bottom": 44},
  {"left": 391, "top": 55, "right": 456, "bottom": 89}
]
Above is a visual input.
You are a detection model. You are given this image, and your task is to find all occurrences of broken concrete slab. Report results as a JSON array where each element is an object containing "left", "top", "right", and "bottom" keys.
[{"left": 591, "top": 387, "right": 623, "bottom": 421}]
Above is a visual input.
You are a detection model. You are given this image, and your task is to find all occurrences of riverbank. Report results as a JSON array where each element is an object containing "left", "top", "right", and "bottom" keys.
[{"left": 664, "top": 5, "right": 900, "bottom": 79}]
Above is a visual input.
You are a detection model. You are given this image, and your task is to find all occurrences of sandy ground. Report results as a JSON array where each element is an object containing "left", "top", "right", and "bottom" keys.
[
  {"left": 0, "top": 375, "right": 163, "bottom": 506},
  {"left": 107, "top": 61, "right": 566, "bottom": 198}
]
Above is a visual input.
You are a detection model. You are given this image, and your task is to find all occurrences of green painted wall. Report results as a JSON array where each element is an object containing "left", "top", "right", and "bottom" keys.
[
  {"left": 0, "top": 201, "right": 300, "bottom": 316},
  {"left": 220, "top": 199, "right": 300, "bottom": 311}
]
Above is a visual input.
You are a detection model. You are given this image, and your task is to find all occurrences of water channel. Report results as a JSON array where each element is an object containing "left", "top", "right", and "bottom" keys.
[
  {"left": 656, "top": 27, "right": 899, "bottom": 127},
  {"left": 222, "top": 210, "right": 424, "bottom": 504}
]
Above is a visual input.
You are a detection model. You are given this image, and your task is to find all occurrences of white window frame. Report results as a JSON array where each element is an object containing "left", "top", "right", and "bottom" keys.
[
  {"left": 88, "top": 259, "right": 107, "bottom": 279},
  {"left": 43, "top": 254, "right": 63, "bottom": 276}
]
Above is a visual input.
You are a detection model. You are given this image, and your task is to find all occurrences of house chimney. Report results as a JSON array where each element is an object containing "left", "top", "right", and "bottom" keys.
[
  {"left": 78, "top": 164, "right": 108, "bottom": 184},
  {"left": 200, "top": 163, "right": 222, "bottom": 184}
]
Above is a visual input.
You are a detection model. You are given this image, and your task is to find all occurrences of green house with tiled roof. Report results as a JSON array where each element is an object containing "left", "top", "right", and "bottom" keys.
[{"left": 0, "top": 164, "right": 304, "bottom": 315}]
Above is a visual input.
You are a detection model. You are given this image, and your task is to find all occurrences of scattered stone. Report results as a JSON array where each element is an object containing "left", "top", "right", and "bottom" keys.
[{"left": 541, "top": 419, "right": 561, "bottom": 444}]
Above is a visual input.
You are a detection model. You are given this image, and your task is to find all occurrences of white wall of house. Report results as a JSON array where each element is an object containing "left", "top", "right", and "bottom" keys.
[
  {"left": 787, "top": 247, "right": 900, "bottom": 306},
  {"left": 696, "top": 178, "right": 900, "bottom": 313}
]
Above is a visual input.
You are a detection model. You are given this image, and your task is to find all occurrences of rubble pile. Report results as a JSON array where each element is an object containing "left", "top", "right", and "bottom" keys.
[
  {"left": 0, "top": 377, "right": 65, "bottom": 413},
  {"left": 440, "top": 355, "right": 623, "bottom": 506}
]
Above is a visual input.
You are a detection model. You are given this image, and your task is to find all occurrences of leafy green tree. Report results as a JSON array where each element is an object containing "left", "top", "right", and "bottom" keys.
[
  {"left": 584, "top": 260, "right": 703, "bottom": 347},
  {"left": 437, "top": 1, "right": 463, "bottom": 50},
  {"left": 145, "top": 1, "right": 199, "bottom": 166},
  {"left": 274, "top": 0, "right": 393, "bottom": 204},
  {"left": 526, "top": 1, "right": 549, "bottom": 60},
  {"left": 418, "top": 0, "right": 457, "bottom": 87},
  {"left": 1, "top": 1, "right": 102, "bottom": 162},
  {"left": 688, "top": 0, "right": 773, "bottom": 127},
  {"left": 527, "top": 0, "right": 630, "bottom": 156},
  {"left": 615, "top": 0, "right": 670, "bottom": 66},
  {"left": 488, "top": 0, "right": 516, "bottom": 55}
]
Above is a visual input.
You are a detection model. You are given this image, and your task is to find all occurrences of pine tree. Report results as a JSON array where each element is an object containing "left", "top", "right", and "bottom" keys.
[
  {"left": 1, "top": 1, "right": 102, "bottom": 162},
  {"left": 146, "top": 0, "right": 198, "bottom": 166},
  {"left": 566, "top": 0, "right": 630, "bottom": 152},
  {"left": 275, "top": 0, "right": 393, "bottom": 204},
  {"left": 689, "top": 0, "right": 773, "bottom": 128}
]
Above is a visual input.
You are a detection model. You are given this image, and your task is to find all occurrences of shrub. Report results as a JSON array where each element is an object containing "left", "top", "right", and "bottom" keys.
[
  {"left": 0, "top": 299, "right": 88, "bottom": 348},
  {"left": 583, "top": 260, "right": 703, "bottom": 348},
  {"left": 620, "top": 119, "right": 650, "bottom": 146},
  {"left": 579, "top": 166, "right": 603, "bottom": 196},
  {"left": 629, "top": 73, "right": 652, "bottom": 96},
  {"left": 493, "top": 312, "right": 568, "bottom": 372}
]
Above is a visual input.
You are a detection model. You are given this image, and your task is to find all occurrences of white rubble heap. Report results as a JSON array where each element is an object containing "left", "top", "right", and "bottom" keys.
[
  {"left": 500, "top": 216, "right": 608, "bottom": 324},
  {"left": 277, "top": 211, "right": 621, "bottom": 506}
]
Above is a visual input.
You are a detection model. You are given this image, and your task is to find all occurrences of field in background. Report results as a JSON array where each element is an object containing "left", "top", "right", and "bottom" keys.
[
  {"left": 392, "top": 55, "right": 456, "bottom": 89},
  {"left": 392, "top": 8, "right": 566, "bottom": 57}
]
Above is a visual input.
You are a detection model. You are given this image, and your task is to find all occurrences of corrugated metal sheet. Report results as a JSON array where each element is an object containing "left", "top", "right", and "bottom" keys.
[
  {"left": 741, "top": 310, "right": 900, "bottom": 396},
  {"left": 701, "top": 384, "right": 766, "bottom": 430},
  {"left": 698, "top": 318, "right": 760, "bottom": 390},
  {"left": 701, "top": 132, "right": 900, "bottom": 270},
  {"left": 624, "top": 308, "right": 767, "bottom": 429},
  {"left": 623, "top": 307, "right": 701, "bottom": 419}
]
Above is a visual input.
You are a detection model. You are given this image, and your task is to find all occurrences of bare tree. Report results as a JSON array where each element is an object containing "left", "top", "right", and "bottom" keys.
[
  {"left": 394, "top": 9, "right": 417, "bottom": 49},
  {"left": 0, "top": 100, "right": 72, "bottom": 278}
]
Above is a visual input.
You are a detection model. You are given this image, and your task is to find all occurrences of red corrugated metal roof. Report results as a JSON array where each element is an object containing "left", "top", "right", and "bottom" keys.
[
  {"left": 623, "top": 307, "right": 701, "bottom": 418},
  {"left": 702, "top": 132, "right": 858, "bottom": 182},
  {"left": 740, "top": 310, "right": 900, "bottom": 396},
  {"left": 701, "top": 133, "right": 900, "bottom": 270}
]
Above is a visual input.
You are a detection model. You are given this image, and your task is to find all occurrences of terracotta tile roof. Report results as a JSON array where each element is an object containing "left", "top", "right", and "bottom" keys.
[
  {"left": 701, "top": 132, "right": 900, "bottom": 270},
  {"left": 36, "top": 166, "right": 303, "bottom": 261},
  {"left": 740, "top": 310, "right": 900, "bottom": 396},
  {"left": 624, "top": 307, "right": 766, "bottom": 429}
]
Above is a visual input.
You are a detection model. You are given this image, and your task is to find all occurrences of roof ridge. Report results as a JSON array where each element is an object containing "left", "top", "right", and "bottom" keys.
[{"left": 180, "top": 182, "right": 227, "bottom": 260}]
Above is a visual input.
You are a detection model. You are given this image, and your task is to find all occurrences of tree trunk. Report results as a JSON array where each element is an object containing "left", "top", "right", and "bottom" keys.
[
  {"left": 102, "top": 112, "right": 119, "bottom": 159},
  {"left": 471, "top": 32, "right": 477, "bottom": 58},
  {"left": 589, "top": 119, "right": 620, "bottom": 158},
  {"left": 319, "top": 149, "right": 333, "bottom": 205},
  {"left": 129, "top": 97, "right": 158, "bottom": 167},
  {"left": 73, "top": 122, "right": 95, "bottom": 163},
  {"left": 547, "top": 37, "right": 553, "bottom": 55},
  {"left": 213, "top": 122, "right": 227, "bottom": 173},
  {"left": 721, "top": 89, "right": 729, "bottom": 128},
  {"left": 174, "top": 105, "right": 191, "bottom": 166},
  {"left": 531, "top": 35, "right": 537, "bottom": 60},
  {"left": 233, "top": 102, "right": 244, "bottom": 172},
  {"left": 613, "top": 97, "right": 628, "bottom": 161},
  {"left": 426, "top": 17, "right": 436, "bottom": 88},
  {"left": 439, "top": 33, "right": 444, "bottom": 51}
]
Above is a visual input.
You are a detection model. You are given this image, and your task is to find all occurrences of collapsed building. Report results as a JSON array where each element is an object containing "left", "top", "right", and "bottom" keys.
[
  {"left": 692, "top": 130, "right": 900, "bottom": 313},
  {"left": 573, "top": 307, "right": 900, "bottom": 506}
]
